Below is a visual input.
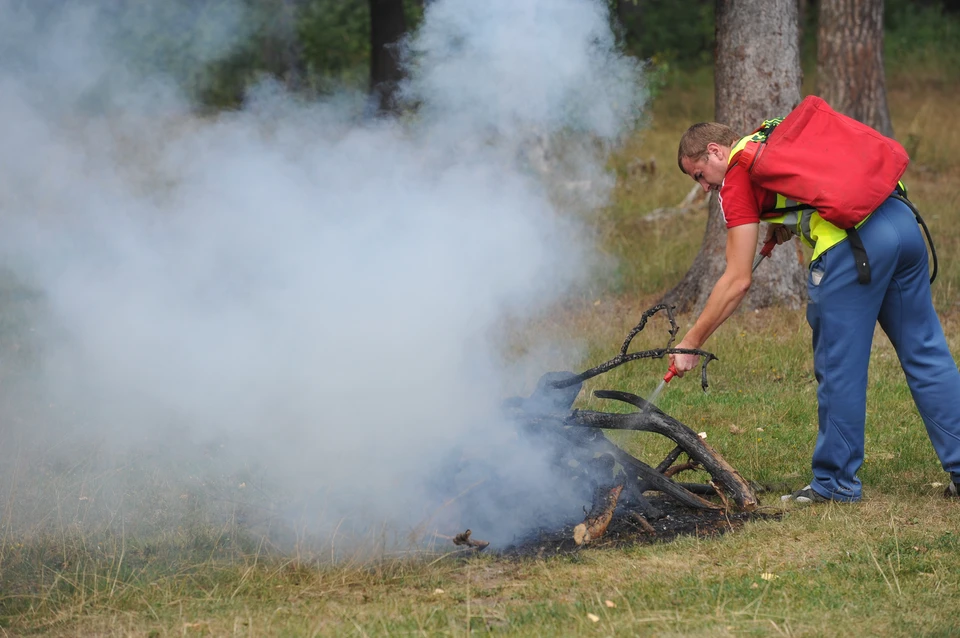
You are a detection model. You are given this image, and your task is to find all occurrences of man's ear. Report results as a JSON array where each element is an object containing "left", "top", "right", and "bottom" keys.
[{"left": 705, "top": 142, "right": 722, "bottom": 158}]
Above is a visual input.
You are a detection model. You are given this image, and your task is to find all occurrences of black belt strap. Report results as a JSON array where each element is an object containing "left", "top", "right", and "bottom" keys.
[
  {"left": 846, "top": 227, "right": 871, "bottom": 285},
  {"left": 843, "top": 189, "right": 937, "bottom": 286}
]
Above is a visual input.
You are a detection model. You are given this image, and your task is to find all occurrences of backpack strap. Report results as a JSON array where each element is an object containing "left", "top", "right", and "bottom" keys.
[
  {"left": 738, "top": 141, "right": 763, "bottom": 171},
  {"left": 733, "top": 116, "right": 784, "bottom": 171},
  {"left": 891, "top": 186, "right": 938, "bottom": 285}
]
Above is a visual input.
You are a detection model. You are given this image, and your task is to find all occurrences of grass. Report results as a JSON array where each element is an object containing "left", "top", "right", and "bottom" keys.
[{"left": 4, "top": 68, "right": 960, "bottom": 636}]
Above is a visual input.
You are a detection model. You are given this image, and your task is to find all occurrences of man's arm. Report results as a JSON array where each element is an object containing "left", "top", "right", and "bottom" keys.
[{"left": 671, "top": 223, "right": 759, "bottom": 375}]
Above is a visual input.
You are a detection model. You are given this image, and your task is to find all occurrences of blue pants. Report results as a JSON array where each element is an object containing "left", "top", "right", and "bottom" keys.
[{"left": 806, "top": 196, "right": 960, "bottom": 501}]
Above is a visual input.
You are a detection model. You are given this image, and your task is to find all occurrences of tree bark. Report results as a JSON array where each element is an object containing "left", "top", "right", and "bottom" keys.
[
  {"left": 663, "top": 0, "right": 806, "bottom": 314},
  {"left": 817, "top": 0, "right": 893, "bottom": 138},
  {"left": 369, "top": 0, "right": 407, "bottom": 115}
]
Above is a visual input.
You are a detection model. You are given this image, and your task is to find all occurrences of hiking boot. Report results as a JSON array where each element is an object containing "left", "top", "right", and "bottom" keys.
[
  {"left": 780, "top": 485, "right": 830, "bottom": 504},
  {"left": 945, "top": 481, "right": 960, "bottom": 498}
]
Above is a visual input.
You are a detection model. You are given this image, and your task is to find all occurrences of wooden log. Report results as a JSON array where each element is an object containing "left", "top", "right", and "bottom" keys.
[{"left": 573, "top": 484, "right": 624, "bottom": 545}]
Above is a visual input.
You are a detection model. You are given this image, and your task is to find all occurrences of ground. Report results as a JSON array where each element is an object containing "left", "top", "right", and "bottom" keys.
[{"left": 501, "top": 496, "right": 778, "bottom": 560}]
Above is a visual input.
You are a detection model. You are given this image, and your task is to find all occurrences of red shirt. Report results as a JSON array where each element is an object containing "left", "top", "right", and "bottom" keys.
[{"left": 718, "top": 160, "right": 777, "bottom": 228}]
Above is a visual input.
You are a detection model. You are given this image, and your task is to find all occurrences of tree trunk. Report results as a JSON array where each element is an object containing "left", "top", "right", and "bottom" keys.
[
  {"left": 816, "top": 0, "right": 893, "bottom": 138},
  {"left": 369, "top": 0, "right": 407, "bottom": 115},
  {"left": 663, "top": 0, "right": 807, "bottom": 314}
]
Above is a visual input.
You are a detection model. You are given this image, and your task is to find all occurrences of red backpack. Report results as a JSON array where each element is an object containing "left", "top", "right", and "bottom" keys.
[
  {"left": 735, "top": 95, "right": 909, "bottom": 229},
  {"left": 733, "top": 95, "right": 934, "bottom": 284}
]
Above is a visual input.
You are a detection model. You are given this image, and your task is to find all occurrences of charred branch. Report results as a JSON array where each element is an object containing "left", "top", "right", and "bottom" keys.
[
  {"left": 630, "top": 511, "right": 657, "bottom": 534},
  {"left": 549, "top": 305, "right": 719, "bottom": 392},
  {"left": 553, "top": 347, "right": 718, "bottom": 392},
  {"left": 568, "top": 393, "right": 758, "bottom": 511},
  {"left": 676, "top": 482, "right": 718, "bottom": 496},
  {"left": 586, "top": 433, "right": 720, "bottom": 510},
  {"left": 617, "top": 472, "right": 664, "bottom": 520},
  {"left": 506, "top": 400, "right": 757, "bottom": 511},
  {"left": 618, "top": 303, "right": 679, "bottom": 357},
  {"left": 517, "top": 413, "right": 719, "bottom": 510},
  {"left": 573, "top": 484, "right": 624, "bottom": 545},
  {"left": 663, "top": 461, "right": 700, "bottom": 479},
  {"left": 655, "top": 445, "right": 684, "bottom": 473}
]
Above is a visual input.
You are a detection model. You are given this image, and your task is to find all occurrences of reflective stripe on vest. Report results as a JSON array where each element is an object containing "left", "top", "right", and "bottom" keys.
[{"left": 727, "top": 137, "right": 862, "bottom": 262}]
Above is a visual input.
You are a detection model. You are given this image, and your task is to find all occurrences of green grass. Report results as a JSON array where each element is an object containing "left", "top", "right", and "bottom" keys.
[{"left": 4, "top": 69, "right": 960, "bottom": 636}]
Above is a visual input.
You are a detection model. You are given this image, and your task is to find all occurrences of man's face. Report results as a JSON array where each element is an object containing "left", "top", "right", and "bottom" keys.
[{"left": 681, "top": 142, "right": 728, "bottom": 192}]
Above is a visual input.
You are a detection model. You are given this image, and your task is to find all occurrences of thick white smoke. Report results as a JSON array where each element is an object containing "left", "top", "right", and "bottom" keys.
[{"left": 0, "top": 0, "right": 645, "bottom": 548}]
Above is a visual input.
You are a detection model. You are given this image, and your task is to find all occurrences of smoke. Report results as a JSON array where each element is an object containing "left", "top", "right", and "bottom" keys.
[{"left": 0, "top": 0, "right": 645, "bottom": 549}]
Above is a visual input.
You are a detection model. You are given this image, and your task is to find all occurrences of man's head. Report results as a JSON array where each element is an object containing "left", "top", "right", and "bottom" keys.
[{"left": 677, "top": 122, "right": 740, "bottom": 192}]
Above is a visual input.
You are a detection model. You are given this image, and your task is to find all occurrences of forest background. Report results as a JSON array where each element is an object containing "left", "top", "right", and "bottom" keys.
[{"left": 86, "top": 0, "right": 959, "bottom": 110}]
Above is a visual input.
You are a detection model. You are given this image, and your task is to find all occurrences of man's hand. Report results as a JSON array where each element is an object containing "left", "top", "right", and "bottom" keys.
[
  {"left": 764, "top": 223, "right": 791, "bottom": 245},
  {"left": 669, "top": 341, "right": 700, "bottom": 377}
]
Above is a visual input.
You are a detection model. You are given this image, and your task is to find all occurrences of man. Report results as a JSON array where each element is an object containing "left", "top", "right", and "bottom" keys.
[{"left": 672, "top": 120, "right": 960, "bottom": 503}]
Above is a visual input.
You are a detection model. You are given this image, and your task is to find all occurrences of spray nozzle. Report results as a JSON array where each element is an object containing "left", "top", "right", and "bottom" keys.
[
  {"left": 663, "top": 363, "right": 679, "bottom": 383},
  {"left": 752, "top": 238, "right": 779, "bottom": 273}
]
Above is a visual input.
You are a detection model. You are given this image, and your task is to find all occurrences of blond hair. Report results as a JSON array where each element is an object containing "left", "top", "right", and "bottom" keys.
[{"left": 677, "top": 122, "right": 741, "bottom": 173}]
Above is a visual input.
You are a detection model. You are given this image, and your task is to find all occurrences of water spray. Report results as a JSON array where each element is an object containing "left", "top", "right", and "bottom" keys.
[{"left": 647, "top": 362, "right": 679, "bottom": 406}]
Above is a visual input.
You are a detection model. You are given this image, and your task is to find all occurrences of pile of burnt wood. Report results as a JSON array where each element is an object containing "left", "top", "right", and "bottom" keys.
[{"left": 494, "top": 304, "right": 758, "bottom": 546}]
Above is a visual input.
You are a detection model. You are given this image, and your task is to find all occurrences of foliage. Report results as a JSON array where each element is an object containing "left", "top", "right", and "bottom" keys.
[
  {"left": 614, "top": 0, "right": 714, "bottom": 67},
  {"left": 885, "top": 0, "right": 960, "bottom": 80},
  {"left": 297, "top": 0, "right": 371, "bottom": 92}
]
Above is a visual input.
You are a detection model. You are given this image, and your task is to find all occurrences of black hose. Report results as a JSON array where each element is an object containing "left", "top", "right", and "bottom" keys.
[{"left": 891, "top": 193, "right": 938, "bottom": 285}]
